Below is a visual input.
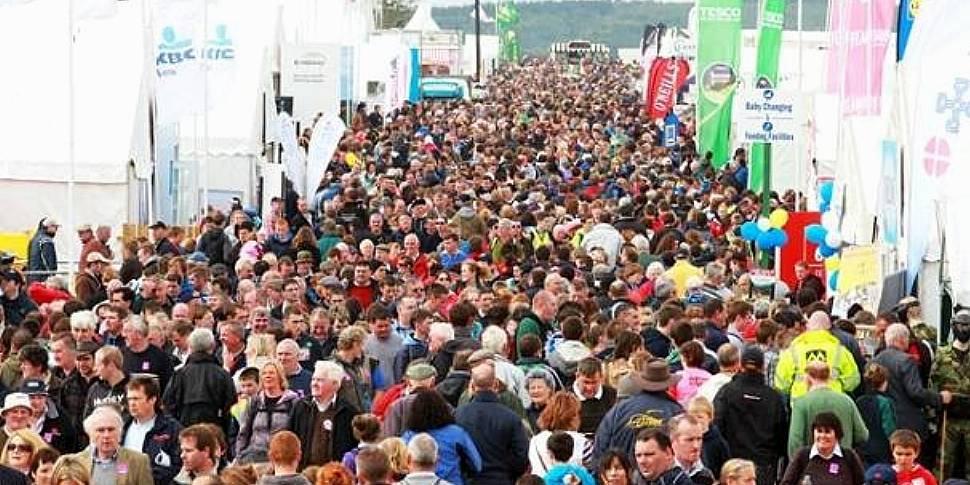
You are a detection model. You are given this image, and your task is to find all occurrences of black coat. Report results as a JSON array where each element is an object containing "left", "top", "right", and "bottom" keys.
[
  {"left": 713, "top": 371, "right": 789, "bottom": 468},
  {"left": 289, "top": 395, "right": 360, "bottom": 469},
  {"left": 872, "top": 347, "right": 941, "bottom": 437},
  {"left": 162, "top": 351, "right": 237, "bottom": 435},
  {"left": 123, "top": 413, "right": 183, "bottom": 485},
  {"left": 37, "top": 402, "right": 78, "bottom": 454},
  {"left": 455, "top": 391, "right": 529, "bottom": 485}
]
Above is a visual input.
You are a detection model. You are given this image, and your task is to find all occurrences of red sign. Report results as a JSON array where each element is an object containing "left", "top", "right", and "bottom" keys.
[
  {"left": 645, "top": 58, "right": 690, "bottom": 119},
  {"left": 778, "top": 211, "right": 826, "bottom": 293}
]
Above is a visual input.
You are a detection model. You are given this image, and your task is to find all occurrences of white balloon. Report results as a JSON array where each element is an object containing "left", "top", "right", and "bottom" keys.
[
  {"left": 821, "top": 211, "right": 839, "bottom": 231},
  {"left": 825, "top": 230, "right": 842, "bottom": 248},
  {"left": 757, "top": 217, "right": 771, "bottom": 232}
]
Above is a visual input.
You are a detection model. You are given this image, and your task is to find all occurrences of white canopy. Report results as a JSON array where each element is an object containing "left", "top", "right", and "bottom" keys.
[{"left": 404, "top": 2, "right": 441, "bottom": 32}]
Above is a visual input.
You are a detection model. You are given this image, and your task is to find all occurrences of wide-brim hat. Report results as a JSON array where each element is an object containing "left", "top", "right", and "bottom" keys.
[
  {"left": 1, "top": 393, "right": 31, "bottom": 414},
  {"left": 638, "top": 358, "right": 680, "bottom": 392}
]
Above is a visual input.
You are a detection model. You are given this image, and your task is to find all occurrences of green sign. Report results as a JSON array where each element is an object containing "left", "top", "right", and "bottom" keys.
[
  {"left": 696, "top": 0, "right": 743, "bottom": 168},
  {"left": 749, "top": 0, "right": 786, "bottom": 194}
]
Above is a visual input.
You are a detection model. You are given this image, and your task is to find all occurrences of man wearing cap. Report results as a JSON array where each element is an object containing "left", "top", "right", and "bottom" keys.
[
  {"left": 930, "top": 310, "right": 970, "bottom": 479},
  {"left": 593, "top": 358, "right": 684, "bottom": 462},
  {"left": 78, "top": 225, "right": 113, "bottom": 273},
  {"left": 289, "top": 360, "right": 360, "bottom": 469},
  {"left": 0, "top": 271, "right": 37, "bottom": 327},
  {"left": 27, "top": 217, "right": 58, "bottom": 284},
  {"left": 382, "top": 362, "right": 439, "bottom": 437},
  {"left": 61, "top": 340, "right": 99, "bottom": 449},
  {"left": 0, "top": 393, "right": 33, "bottom": 450},
  {"left": 75, "top": 252, "right": 110, "bottom": 309},
  {"left": 22, "top": 378, "right": 78, "bottom": 453},
  {"left": 150, "top": 221, "right": 181, "bottom": 257}
]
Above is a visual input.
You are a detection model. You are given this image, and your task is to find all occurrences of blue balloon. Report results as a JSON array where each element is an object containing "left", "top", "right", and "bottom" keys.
[
  {"left": 820, "top": 182, "right": 834, "bottom": 205},
  {"left": 829, "top": 270, "right": 839, "bottom": 290},
  {"left": 819, "top": 200, "right": 830, "bottom": 213},
  {"left": 756, "top": 231, "right": 775, "bottom": 251},
  {"left": 818, "top": 243, "right": 839, "bottom": 258},
  {"left": 740, "top": 221, "right": 761, "bottom": 241},
  {"left": 805, "top": 224, "right": 827, "bottom": 245},
  {"left": 773, "top": 229, "right": 789, "bottom": 248}
]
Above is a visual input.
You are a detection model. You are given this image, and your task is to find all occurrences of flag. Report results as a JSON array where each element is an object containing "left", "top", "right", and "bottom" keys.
[
  {"left": 470, "top": 4, "right": 493, "bottom": 23},
  {"left": 825, "top": 0, "right": 896, "bottom": 116},
  {"left": 278, "top": 112, "right": 306, "bottom": 197},
  {"left": 696, "top": 0, "right": 743, "bottom": 168},
  {"left": 497, "top": 0, "right": 520, "bottom": 63},
  {"left": 645, "top": 57, "right": 690, "bottom": 120},
  {"left": 306, "top": 114, "right": 347, "bottom": 196},
  {"left": 897, "top": 0, "right": 930, "bottom": 61},
  {"left": 748, "top": 0, "right": 785, "bottom": 194}
]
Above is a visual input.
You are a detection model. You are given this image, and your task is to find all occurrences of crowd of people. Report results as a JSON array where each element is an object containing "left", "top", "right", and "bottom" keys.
[{"left": 1, "top": 58, "right": 968, "bottom": 485}]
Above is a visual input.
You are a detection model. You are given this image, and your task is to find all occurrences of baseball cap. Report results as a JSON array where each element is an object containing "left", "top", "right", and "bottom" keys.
[
  {"left": 19, "top": 378, "right": 47, "bottom": 396},
  {"left": 76, "top": 341, "right": 101, "bottom": 357},
  {"left": 741, "top": 345, "right": 765, "bottom": 367},
  {"left": 148, "top": 221, "right": 168, "bottom": 230}
]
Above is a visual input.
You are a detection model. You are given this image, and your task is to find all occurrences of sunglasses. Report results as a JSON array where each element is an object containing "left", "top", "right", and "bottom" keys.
[{"left": 6, "top": 443, "right": 31, "bottom": 453}]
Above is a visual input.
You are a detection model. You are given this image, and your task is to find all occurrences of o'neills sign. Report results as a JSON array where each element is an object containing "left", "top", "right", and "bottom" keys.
[{"left": 645, "top": 57, "right": 690, "bottom": 119}]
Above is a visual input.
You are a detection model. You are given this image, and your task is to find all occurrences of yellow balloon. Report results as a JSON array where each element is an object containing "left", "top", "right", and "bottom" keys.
[
  {"left": 824, "top": 257, "right": 840, "bottom": 272},
  {"left": 769, "top": 208, "right": 789, "bottom": 228}
]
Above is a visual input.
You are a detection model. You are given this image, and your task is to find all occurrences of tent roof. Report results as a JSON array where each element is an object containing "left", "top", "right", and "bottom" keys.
[{"left": 404, "top": 2, "right": 440, "bottom": 32}]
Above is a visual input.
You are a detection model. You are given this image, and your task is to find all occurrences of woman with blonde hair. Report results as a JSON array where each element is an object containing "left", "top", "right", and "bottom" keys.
[
  {"left": 528, "top": 391, "right": 588, "bottom": 474},
  {"left": 380, "top": 437, "right": 409, "bottom": 482},
  {"left": 234, "top": 360, "right": 300, "bottom": 458},
  {"left": 0, "top": 429, "right": 48, "bottom": 476},
  {"left": 50, "top": 455, "right": 89, "bottom": 485},
  {"left": 720, "top": 459, "right": 757, "bottom": 485}
]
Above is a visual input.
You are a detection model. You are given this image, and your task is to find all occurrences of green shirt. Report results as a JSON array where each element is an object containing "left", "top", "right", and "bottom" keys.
[{"left": 788, "top": 386, "right": 869, "bottom": 458}]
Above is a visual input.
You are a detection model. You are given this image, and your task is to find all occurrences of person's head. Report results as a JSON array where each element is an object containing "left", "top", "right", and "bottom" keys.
[
  {"left": 811, "top": 412, "right": 843, "bottom": 455},
  {"left": 337, "top": 326, "right": 367, "bottom": 358},
  {"left": 352, "top": 414, "right": 382, "bottom": 444},
  {"left": 1, "top": 429, "right": 45, "bottom": 472},
  {"left": 406, "top": 432, "right": 438, "bottom": 472},
  {"left": 404, "top": 388, "right": 455, "bottom": 432},
  {"left": 50, "top": 455, "right": 90, "bottom": 485},
  {"left": 469, "top": 358, "right": 496, "bottom": 393},
  {"left": 380, "top": 437, "right": 408, "bottom": 478},
  {"left": 634, "top": 428, "right": 675, "bottom": 481},
  {"left": 686, "top": 396, "right": 713, "bottom": 432},
  {"left": 864, "top": 362, "right": 890, "bottom": 393},
  {"left": 180, "top": 424, "right": 219, "bottom": 473},
  {"left": 356, "top": 446, "right": 391, "bottom": 485},
  {"left": 537, "top": 391, "right": 581, "bottom": 432},
  {"left": 189, "top": 327, "right": 217, "bottom": 354},
  {"left": 19, "top": 344, "right": 49, "bottom": 379},
  {"left": 311, "top": 360, "right": 344, "bottom": 403},
  {"left": 94, "top": 345, "right": 123, "bottom": 382},
  {"left": 885, "top": 323, "right": 910, "bottom": 350},
  {"left": 668, "top": 414, "right": 704, "bottom": 467},
  {"left": 805, "top": 361, "right": 831, "bottom": 387},
  {"left": 268, "top": 430, "right": 302, "bottom": 470},
  {"left": 367, "top": 304, "right": 392, "bottom": 340},
  {"left": 83, "top": 406, "right": 123, "bottom": 455},
  {"left": 69, "top": 310, "right": 97, "bottom": 343},
  {"left": 720, "top": 459, "right": 757, "bottom": 485},
  {"left": 546, "top": 431, "right": 575, "bottom": 464},
  {"left": 794, "top": 261, "right": 810, "bottom": 281},
  {"left": 1, "top": 392, "right": 33, "bottom": 431},
  {"left": 532, "top": 290, "right": 558, "bottom": 322},
  {"left": 126, "top": 375, "right": 160, "bottom": 422},
  {"left": 260, "top": 360, "right": 288, "bottom": 393},
  {"left": 275, "top": 339, "right": 302, "bottom": 373},
  {"left": 525, "top": 369, "right": 556, "bottom": 406},
  {"left": 238, "top": 367, "right": 260, "bottom": 398},
  {"left": 598, "top": 449, "right": 632, "bottom": 485},
  {"left": 574, "top": 357, "right": 603, "bottom": 399},
  {"left": 30, "top": 446, "right": 59, "bottom": 485},
  {"left": 890, "top": 429, "right": 921, "bottom": 471}
]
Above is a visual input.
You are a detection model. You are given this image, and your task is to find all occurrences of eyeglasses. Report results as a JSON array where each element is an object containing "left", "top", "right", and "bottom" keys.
[{"left": 6, "top": 443, "right": 31, "bottom": 453}]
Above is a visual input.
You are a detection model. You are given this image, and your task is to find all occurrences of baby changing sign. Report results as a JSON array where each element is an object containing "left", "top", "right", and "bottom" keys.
[{"left": 739, "top": 89, "right": 798, "bottom": 145}]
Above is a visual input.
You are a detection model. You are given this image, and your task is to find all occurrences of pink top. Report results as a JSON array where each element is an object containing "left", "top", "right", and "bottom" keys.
[{"left": 675, "top": 367, "right": 712, "bottom": 407}]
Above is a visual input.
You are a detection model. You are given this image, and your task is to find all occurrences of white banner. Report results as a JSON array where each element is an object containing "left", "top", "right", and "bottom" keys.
[
  {"left": 154, "top": 0, "right": 238, "bottom": 124},
  {"left": 281, "top": 43, "right": 340, "bottom": 123},
  {"left": 278, "top": 112, "right": 306, "bottom": 197},
  {"left": 387, "top": 47, "right": 411, "bottom": 110},
  {"left": 305, "top": 114, "right": 346, "bottom": 196}
]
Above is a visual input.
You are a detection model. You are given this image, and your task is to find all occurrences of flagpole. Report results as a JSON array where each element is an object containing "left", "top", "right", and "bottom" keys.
[
  {"left": 67, "top": 0, "right": 76, "bottom": 284},
  {"left": 797, "top": 0, "right": 804, "bottom": 200},
  {"left": 202, "top": 0, "right": 210, "bottom": 219},
  {"left": 475, "top": 0, "right": 482, "bottom": 81}
]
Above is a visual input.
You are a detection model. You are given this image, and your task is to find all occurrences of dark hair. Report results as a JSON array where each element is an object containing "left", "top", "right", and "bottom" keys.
[
  {"left": 127, "top": 374, "right": 161, "bottom": 401},
  {"left": 366, "top": 304, "right": 391, "bottom": 321},
  {"left": 30, "top": 447, "right": 60, "bottom": 475},
  {"left": 576, "top": 357, "right": 602, "bottom": 377},
  {"left": 356, "top": 447, "right": 391, "bottom": 484},
  {"left": 181, "top": 424, "right": 220, "bottom": 462},
  {"left": 546, "top": 431, "right": 574, "bottom": 463},
  {"left": 636, "top": 427, "right": 672, "bottom": 450},
  {"left": 515, "top": 475, "right": 545, "bottom": 485},
  {"left": 517, "top": 334, "right": 542, "bottom": 358},
  {"left": 657, "top": 306, "right": 683, "bottom": 329},
  {"left": 404, "top": 389, "right": 455, "bottom": 432},
  {"left": 239, "top": 367, "right": 260, "bottom": 383},
  {"left": 702, "top": 299, "right": 723, "bottom": 318},
  {"left": 19, "top": 344, "right": 49, "bottom": 371},
  {"left": 796, "top": 287, "right": 819, "bottom": 308},
  {"left": 680, "top": 341, "right": 705, "bottom": 368},
  {"left": 449, "top": 301, "right": 477, "bottom": 328},
  {"left": 598, "top": 449, "right": 632, "bottom": 480},
  {"left": 561, "top": 316, "right": 584, "bottom": 341},
  {"left": 111, "top": 287, "right": 135, "bottom": 303},
  {"left": 613, "top": 330, "right": 643, "bottom": 360},
  {"left": 670, "top": 321, "right": 694, "bottom": 346},
  {"left": 352, "top": 414, "right": 382, "bottom": 442},
  {"left": 812, "top": 412, "right": 844, "bottom": 440}
]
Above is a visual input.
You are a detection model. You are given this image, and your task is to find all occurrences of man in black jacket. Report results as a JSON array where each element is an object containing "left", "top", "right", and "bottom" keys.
[
  {"left": 288, "top": 360, "right": 360, "bottom": 469},
  {"left": 714, "top": 346, "right": 788, "bottom": 485},
  {"left": 162, "top": 328, "right": 236, "bottom": 437},
  {"left": 122, "top": 375, "right": 182, "bottom": 485},
  {"left": 455, "top": 360, "right": 528, "bottom": 485}
]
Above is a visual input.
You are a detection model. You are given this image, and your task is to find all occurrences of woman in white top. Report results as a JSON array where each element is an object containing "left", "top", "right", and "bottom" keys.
[{"left": 527, "top": 391, "right": 589, "bottom": 475}]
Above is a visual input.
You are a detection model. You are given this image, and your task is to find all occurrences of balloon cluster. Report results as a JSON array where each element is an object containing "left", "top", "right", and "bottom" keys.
[
  {"left": 804, "top": 181, "right": 841, "bottom": 290},
  {"left": 740, "top": 208, "right": 790, "bottom": 251}
]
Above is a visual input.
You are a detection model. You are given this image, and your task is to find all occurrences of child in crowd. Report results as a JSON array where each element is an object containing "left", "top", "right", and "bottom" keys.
[
  {"left": 890, "top": 430, "right": 935, "bottom": 485},
  {"left": 543, "top": 431, "right": 596, "bottom": 485},
  {"left": 856, "top": 363, "right": 896, "bottom": 466}
]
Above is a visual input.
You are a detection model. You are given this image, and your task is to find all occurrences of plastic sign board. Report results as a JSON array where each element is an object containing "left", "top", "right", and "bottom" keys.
[{"left": 739, "top": 89, "right": 797, "bottom": 145}]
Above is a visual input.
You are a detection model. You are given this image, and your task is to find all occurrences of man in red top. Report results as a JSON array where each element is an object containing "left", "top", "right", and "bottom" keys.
[
  {"left": 348, "top": 261, "right": 378, "bottom": 310},
  {"left": 891, "top": 430, "right": 936, "bottom": 485}
]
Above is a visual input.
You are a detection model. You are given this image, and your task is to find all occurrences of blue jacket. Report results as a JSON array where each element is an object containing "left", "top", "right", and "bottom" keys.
[
  {"left": 123, "top": 412, "right": 183, "bottom": 485},
  {"left": 27, "top": 232, "right": 57, "bottom": 283},
  {"left": 456, "top": 391, "right": 529, "bottom": 485},
  {"left": 403, "top": 424, "right": 482, "bottom": 485},
  {"left": 545, "top": 464, "right": 596, "bottom": 485},
  {"left": 393, "top": 335, "right": 429, "bottom": 383},
  {"left": 593, "top": 390, "right": 683, "bottom": 463}
]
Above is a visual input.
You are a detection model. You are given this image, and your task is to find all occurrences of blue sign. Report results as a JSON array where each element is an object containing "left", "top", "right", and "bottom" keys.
[{"left": 663, "top": 113, "right": 680, "bottom": 148}]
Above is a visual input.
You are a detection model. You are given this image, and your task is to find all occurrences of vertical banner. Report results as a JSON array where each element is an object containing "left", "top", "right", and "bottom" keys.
[
  {"left": 747, "top": 0, "right": 785, "bottom": 194},
  {"left": 877, "top": 140, "right": 900, "bottom": 245},
  {"left": 497, "top": 0, "right": 520, "bottom": 64},
  {"left": 154, "top": 0, "right": 203, "bottom": 124},
  {"left": 896, "top": 0, "right": 919, "bottom": 61},
  {"left": 278, "top": 112, "right": 306, "bottom": 197},
  {"left": 696, "top": 0, "right": 743, "bottom": 168},
  {"left": 825, "top": 0, "right": 896, "bottom": 116},
  {"left": 305, "top": 114, "right": 347, "bottom": 196},
  {"left": 645, "top": 58, "right": 690, "bottom": 120},
  {"left": 280, "top": 43, "right": 340, "bottom": 123}
]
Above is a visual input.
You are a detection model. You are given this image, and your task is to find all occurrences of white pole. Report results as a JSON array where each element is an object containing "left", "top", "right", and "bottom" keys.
[
  {"left": 202, "top": 0, "right": 210, "bottom": 220},
  {"left": 796, "top": 0, "right": 804, "bottom": 199},
  {"left": 67, "top": 0, "right": 76, "bottom": 284}
]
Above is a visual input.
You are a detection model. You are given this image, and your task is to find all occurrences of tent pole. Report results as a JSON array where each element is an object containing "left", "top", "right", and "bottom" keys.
[
  {"left": 202, "top": 0, "right": 210, "bottom": 220},
  {"left": 67, "top": 0, "right": 76, "bottom": 284},
  {"left": 797, "top": 0, "right": 804, "bottom": 201}
]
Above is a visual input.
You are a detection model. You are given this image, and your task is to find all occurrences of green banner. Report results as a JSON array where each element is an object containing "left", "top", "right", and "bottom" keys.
[
  {"left": 696, "top": 0, "right": 743, "bottom": 168},
  {"left": 748, "top": 0, "right": 786, "bottom": 194},
  {"left": 497, "top": 0, "right": 521, "bottom": 63}
]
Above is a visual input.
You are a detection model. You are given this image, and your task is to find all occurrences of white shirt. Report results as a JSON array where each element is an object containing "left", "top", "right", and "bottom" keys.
[
  {"left": 123, "top": 416, "right": 155, "bottom": 452},
  {"left": 572, "top": 381, "right": 604, "bottom": 401},
  {"left": 528, "top": 430, "right": 586, "bottom": 475}
]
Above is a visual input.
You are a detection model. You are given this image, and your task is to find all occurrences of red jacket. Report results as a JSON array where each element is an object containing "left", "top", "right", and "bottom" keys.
[{"left": 27, "top": 282, "right": 72, "bottom": 305}]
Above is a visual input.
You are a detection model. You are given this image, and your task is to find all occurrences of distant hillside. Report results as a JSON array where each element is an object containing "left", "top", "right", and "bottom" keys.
[{"left": 432, "top": 0, "right": 829, "bottom": 56}]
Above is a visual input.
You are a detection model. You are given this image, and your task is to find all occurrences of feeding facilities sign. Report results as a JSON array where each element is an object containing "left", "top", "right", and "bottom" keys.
[{"left": 739, "top": 89, "right": 797, "bottom": 145}]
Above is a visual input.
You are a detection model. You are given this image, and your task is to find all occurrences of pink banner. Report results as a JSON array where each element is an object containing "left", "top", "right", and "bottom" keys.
[{"left": 825, "top": 0, "right": 896, "bottom": 116}]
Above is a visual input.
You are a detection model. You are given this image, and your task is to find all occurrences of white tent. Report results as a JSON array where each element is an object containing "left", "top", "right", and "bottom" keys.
[
  {"left": 404, "top": 1, "right": 441, "bottom": 32},
  {"left": 0, "top": 0, "right": 148, "bottom": 264}
]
